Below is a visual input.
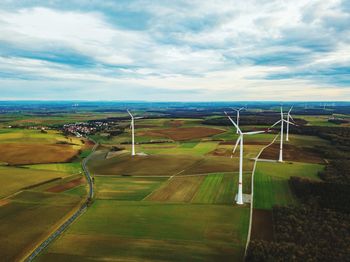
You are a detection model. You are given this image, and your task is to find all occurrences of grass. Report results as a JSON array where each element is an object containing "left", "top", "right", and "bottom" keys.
[
  {"left": 79, "top": 149, "right": 92, "bottom": 158},
  {"left": 192, "top": 173, "right": 236, "bottom": 204},
  {"left": 0, "top": 191, "right": 81, "bottom": 261},
  {"left": 0, "top": 128, "right": 87, "bottom": 165},
  {"left": 0, "top": 166, "right": 72, "bottom": 198},
  {"left": 38, "top": 200, "right": 249, "bottom": 261},
  {"left": 254, "top": 161, "right": 324, "bottom": 209},
  {"left": 22, "top": 162, "right": 82, "bottom": 174},
  {"left": 140, "top": 141, "right": 219, "bottom": 156},
  {"left": 146, "top": 176, "right": 205, "bottom": 202},
  {"left": 88, "top": 153, "right": 200, "bottom": 176},
  {"left": 256, "top": 161, "right": 324, "bottom": 181},
  {"left": 95, "top": 176, "right": 167, "bottom": 200}
]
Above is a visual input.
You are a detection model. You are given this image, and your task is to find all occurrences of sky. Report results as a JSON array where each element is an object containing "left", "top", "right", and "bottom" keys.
[{"left": 0, "top": 0, "right": 349, "bottom": 101}]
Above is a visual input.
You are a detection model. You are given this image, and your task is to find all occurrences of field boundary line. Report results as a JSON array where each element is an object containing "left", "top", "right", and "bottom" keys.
[
  {"left": 244, "top": 133, "right": 279, "bottom": 257},
  {"left": 142, "top": 168, "right": 187, "bottom": 201}
]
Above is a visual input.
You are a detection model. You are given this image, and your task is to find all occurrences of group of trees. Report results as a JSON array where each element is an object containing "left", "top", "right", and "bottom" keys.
[{"left": 247, "top": 206, "right": 350, "bottom": 261}]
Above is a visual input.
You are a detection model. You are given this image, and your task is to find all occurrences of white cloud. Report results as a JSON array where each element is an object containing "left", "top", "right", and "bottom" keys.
[{"left": 0, "top": 1, "right": 349, "bottom": 100}]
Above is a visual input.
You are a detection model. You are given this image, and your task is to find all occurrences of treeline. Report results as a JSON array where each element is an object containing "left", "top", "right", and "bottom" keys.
[
  {"left": 319, "top": 159, "right": 350, "bottom": 184},
  {"left": 247, "top": 206, "right": 350, "bottom": 262},
  {"left": 292, "top": 126, "right": 350, "bottom": 148},
  {"left": 289, "top": 177, "right": 350, "bottom": 213},
  {"left": 202, "top": 115, "right": 307, "bottom": 126}
]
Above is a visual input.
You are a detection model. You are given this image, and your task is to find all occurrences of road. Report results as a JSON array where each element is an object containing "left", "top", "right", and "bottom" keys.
[
  {"left": 24, "top": 139, "right": 98, "bottom": 262},
  {"left": 244, "top": 133, "right": 279, "bottom": 256}
]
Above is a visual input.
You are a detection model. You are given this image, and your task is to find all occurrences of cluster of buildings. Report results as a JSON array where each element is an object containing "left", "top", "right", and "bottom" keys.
[{"left": 63, "top": 122, "right": 108, "bottom": 137}]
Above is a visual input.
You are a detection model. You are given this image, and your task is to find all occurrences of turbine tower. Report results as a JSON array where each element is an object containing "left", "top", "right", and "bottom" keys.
[
  {"left": 231, "top": 107, "right": 245, "bottom": 134},
  {"left": 127, "top": 110, "right": 135, "bottom": 156},
  {"left": 269, "top": 107, "right": 296, "bottom": 162},
  {"left": 225, "top": 112, "right": 265, "bottom": 205}
]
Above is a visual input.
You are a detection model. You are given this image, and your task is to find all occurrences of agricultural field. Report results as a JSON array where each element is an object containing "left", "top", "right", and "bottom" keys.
[
  {"left": 36, "top": 118, "right": 271, "bottom": 261},
  {"left": 0, "top": 190, "right": 82, "bottom": 261},
  {"left": 38, "top": 201, "right": 250, "bottom": 262},
  {"left": 254, "top": 159, "right": 324, "bottom": 209},
  {"left": 0, "top": 127, "right": 91, "bottom": 261}
]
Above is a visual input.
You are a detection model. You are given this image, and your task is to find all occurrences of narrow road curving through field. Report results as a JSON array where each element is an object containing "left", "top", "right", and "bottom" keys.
[
  {"left": 24, "top": 138, "right": 99, "bottom": 262},
  {"left": 244, "top": 133, "right": 279, "bottom": 257}
]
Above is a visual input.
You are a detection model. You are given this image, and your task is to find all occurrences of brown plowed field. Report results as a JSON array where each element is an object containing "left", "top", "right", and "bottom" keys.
[
  {"left": 0, "top": 143, "right": 79, "bottom": 165},
  {"left": 140, "top": 127, "right": 225, "bottom": 141},
  {"left": 46, "top": 177, "right": 85, "bottom": 193},
  {"left": 251, "top": 209, "right": 274, "bottom": 241},
  {"left": 89, "top": 154, "right": 200, "bottom": 176},
  {"left": 146, "top": 176, "right": 205, "bottom": 202},
  {"left": 260, "top": 144, "right": 324, "bottom": 163}
]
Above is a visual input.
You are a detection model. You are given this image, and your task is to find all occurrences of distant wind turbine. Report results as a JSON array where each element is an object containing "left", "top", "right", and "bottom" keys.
[
  {"left": 269, "top": 107, "right": 296, "bottom": 162},
  {"left": 127, "top": 110, "right": 143, "bottom": 156},
  {"left": 225, "top": 111, "right": 266, "bottom": 205},
  {"left": 231, "top": 107, "right": 245, "bottom": 134}
]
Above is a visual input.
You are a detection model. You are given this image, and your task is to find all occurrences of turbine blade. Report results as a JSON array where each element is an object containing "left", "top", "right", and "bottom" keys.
[
  {"left": 134, "top": 116, "right": 143, "bottom": 119},
  {"left": 127, "top": 109, "right": 133, "bottom": 118},
  {"left": 232, "top": 136, "right": 241, "bottom": 154},
  {"left": 284, "top": 120, "right": 297, "bottom": 126},
  {"left": 224, "top": 112, "right": 242, "bottom": 133},
  {"left": 269, "top": 120, "right": 282, "bottom": 129},
  {"left": 243, "top": 130, "right": 266, "bottom": 135},
  {"left": 288, "top": 106, "right": 293, "bottom": 114},
  {"left": 289, "top": 114, "right": 295, "bottom": 122}
]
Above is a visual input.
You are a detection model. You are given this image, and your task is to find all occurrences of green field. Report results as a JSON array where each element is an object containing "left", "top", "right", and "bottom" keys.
[
  {"left": 0, "top": 191, "right": 81, "bottom": 261},
  {"left": 38, "top": 200, "right": 249, "bottom": 261},
  {"left": 23, "top": 162, "right": 82, "bottom": 174},
  {"left": 192, "top": 173, "right": 236, "bottom": 204},
  {"left": 95, "top": 176, "right": 167, "bottom": 200},
  {"left": 254, "top": 161, "right": 324, "bottom": 209},
  {"left": 0, "top": 166, "right": 73, "bottom": 198}
]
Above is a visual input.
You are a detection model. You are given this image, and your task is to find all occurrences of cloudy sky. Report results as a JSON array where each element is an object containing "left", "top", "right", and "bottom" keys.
[{"left": 0, "top": 0, "right": 349, "bottom": 101}]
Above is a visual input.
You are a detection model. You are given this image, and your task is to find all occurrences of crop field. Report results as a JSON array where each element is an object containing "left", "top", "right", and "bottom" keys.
[
  {"left": 140, "top": 126, "right": 225, "bottom": 141},
  {"left": 89, "top": 152, "right": 200, "bottom": 176},
  {"left": 23, "top": 162, "right": 82, "bottom": 174},
  {"left": 95, "top": 176, "right": 167, "bottom": 200},
  {"left": 0, "top": 143, "right": 79, "bottom": 165},
  {"left": 0, "top": 166, "right": 73, "bottom": 198},
  {"left": 0, "top": 190, "right": 81, "bottom": 261},
  {"left": 146, "top": 176, "right": 206, "bottom": 202},
  {"left": 38, "top": 200, "right": 250, "bottom": 261},
  {"left": 0, "top": 129, "right": 88, "bottom": 165},
  {"left": 260, "top": 143, "right": 325, "bottom": 163},
  {"left": 254, "top": 161, "right": 324, "bottom": 209},
  {"left": 0, "top": 127, "right": 91, "bottom": 261},
  {"left": 140, "top": 141, "right": 219, "bottom": 156},
  {"left": 192, "top": 173, "right": 238, "bottom": 204}
]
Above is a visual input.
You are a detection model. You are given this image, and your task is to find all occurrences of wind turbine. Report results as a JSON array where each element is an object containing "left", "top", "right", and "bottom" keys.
[
  {"left": 269, "top": 107, "right": 296, "bottom": 162},
  {"left": 127, "top": 110, "right": 143, "bottom": 156},
  {"left": 225, "top": 112, "right": 266, "bottom": 205},
  {"left": 231, "top": 107, "right": 245, "bottom": 134}
]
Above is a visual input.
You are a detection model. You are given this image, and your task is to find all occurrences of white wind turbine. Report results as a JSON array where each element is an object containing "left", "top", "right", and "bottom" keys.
[
  {"left": 231, "top": 107, "right": 245, "bottom": 134},
  {"left": 225, "top": 112, "right": 266, "bottom": 205},
  {"left": 269, "top": 107, "right": 296, "bottom": 162},
  {"left": 127, "top": 110, "right": 143, "bottom": 156}
]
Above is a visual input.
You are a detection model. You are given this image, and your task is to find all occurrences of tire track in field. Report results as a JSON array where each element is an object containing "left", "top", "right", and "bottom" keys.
[{"left": 244, "top": 133, "right": 280, "bottom": 257}]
